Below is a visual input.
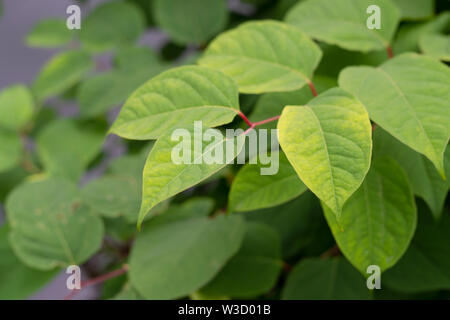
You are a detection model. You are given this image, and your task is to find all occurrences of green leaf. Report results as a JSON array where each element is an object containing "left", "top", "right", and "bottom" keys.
[
  {"left": 419, "top": 33, "right": 450, "bottom": 62},
  {"left": 373, "top": 128, "right": 449, "bottom": 219},
  {"left": 129, "top": 215, "right": 245, "bottom": 299},
  {"left": 282, "top": 257, "right": 371, "bottom": 299},
  {"left": 383, "top": 202, "right": 450, "bottom": 293},
  {"left": 0, "top": 130, "right": 22, "bottom": 173},
  {"left": 113, "top": 46, "right": 161, "bottom": 70},
  {"left": 110, "top": 66, "right": 240, "bottom": 140},
  {"left": 0, "top": 85, "right": 34, "bottom": 131},
  {"left": 392, "top": 0, "right": 434, "bottom": 20},
  {"left": 153, "top": 0, "right": 228, "bottom": 45},
  {"left": 113, "top": 283, "right": 144, "bottom": 300},
  {"left": 277, "top": 88, "right": 372, "bottom": 218},
  {"left": 393, "top": 12, "right": 449, "bottom": 54},
  {"left": 6, "top": 179, "right": 104, "bottom": 270},
  {"left": 198, "top": 20, "right": 322, "bottom": 94},
  {"left": 32, "top": 50, "right": 93, "bottom": 101},
  {"left": 81, "top": 175, "right": 140, "bottom": 219},
  {"left": 36, "top": 119, "right": 105, "bottom": 182},
  {"left": 229, "top": 151, "right": 307, "bottom": 212},
  {"left": 200, "top": 222, "right": 282, "bottom": 298},
  {"left": 0, "top": 225, "right": 57, "bottom": 299},
  {"left": 26, "top": 19, "right": 73, "bottom": 48},
  {"left": 80, "top": 1, "right": 145, "bottom": 52},
  {"left": 285, "top": 0, "right": 400, "bottom": 52},
  {"left": 324, "top": 157, "right": 417, "bottom": 274},
  {"left": 243, "top": 191, "right": 334, "bottom": 259},
  {"left": 339, "top": 53, "right": 450, "bottom": 177},
  {"left": 138, "top": 125, "right": 245, "bottom": 227}
]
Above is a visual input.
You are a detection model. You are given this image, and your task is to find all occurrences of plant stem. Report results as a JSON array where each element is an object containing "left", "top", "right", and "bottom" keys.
[
  {"left": 64, "top": 264, "right": 129, "bottom": 300},
  {"left": 387, "top": 45, "right": 394, "bottom": 59},
  {"left": 308, "top": 81, "right": 318, "bottom": 97},
  {"left": 238, "top": 111, "right": 253, "bottom": 127}
]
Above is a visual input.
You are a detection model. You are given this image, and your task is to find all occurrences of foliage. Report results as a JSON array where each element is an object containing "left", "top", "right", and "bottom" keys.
[{"left": 0, "top": 0, "right": 449, "bottom": 300}]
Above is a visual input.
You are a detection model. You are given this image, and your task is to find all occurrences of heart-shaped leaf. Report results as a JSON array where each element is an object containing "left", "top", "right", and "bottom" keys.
[{"left": 278, "top": 88, "right": 372, "bottom": 218}]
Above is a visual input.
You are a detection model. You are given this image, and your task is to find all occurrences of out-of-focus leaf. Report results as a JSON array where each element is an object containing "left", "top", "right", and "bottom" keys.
[
  {"left": 129, "top": 215, "right": 245, "bottom": 299},
  {"left": 0, "top": 85, "right": 34, "bottom": 131},
  {"left": 419, "top": 33, "right": 450, "bottom": 61},
  {"left": 26, "top": 19, "right": 73, "bottom": 48},
  {"left": 6, "top": 179, "right": 104, "bottom": 270}
]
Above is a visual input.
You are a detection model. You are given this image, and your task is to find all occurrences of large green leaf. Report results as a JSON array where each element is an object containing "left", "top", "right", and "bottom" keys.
[
  {"left": 138, "top": 125, "right": 245, "bottom": 227},
  {"left": 324, "top": 157, "right": 417, "bottom": 274},
  {"left": 6, "top": 179, "right": 104, "bottom": 270},
  {"left": 339, "top": 53, "right": 450, "bottom": 177},
  {"left": 26, "top": 19, "right": 73, "bottom": 48},
  {"left": 129, "top": 215, "right": 245, "bottom": 299},
  {"left": 80, "top": 1, "right": 145, "bottom": 52},
  {"left": 153, "top": 0, "right": 228, "bottom": 45},
  {"left": 109, "top": 66, "right": 240, "bottom": 140},
  {"left": 383, "top": 202, "right": 450, "bottom": 293},
  {"left": 0, "top": 130, "right": 22, "bottom": 173},
  {"left": 0, "top": 85, "right": 34, "bottom": 131},
  {"left": 243, "top": 191, "right": 334, "bottom": 259},
  {"left": 277, "top": 88, "right": 372, "bottom": 218},
  {"left": 0, "top": 225, "right": 57, "bottom": 299},
  {"left": 373, "top": 128, "right": 449, "bottom": 219},
  {"left": 282, "top": 257, "right": 371, "bottom": 299},
  {"left": 200, "top": 222, "right": 282, "bottom": 298},
  {"left": 198, "top": 20, "right": 322, "bottom": 94},
  {"left": 392, "top": 0, "right": 434, "bottom": 20},
  {"left": 419, "top": 33, "right": 450, "bottom": 62},
  {"left": 36, "top": 119, "right": 105, "bottom": 182},
  {"left": 285, "top": 0, "right": 400, "bottom": 52},
  {"left": 229, "top": 151, "right": 307, "bottom": 212},
  {"left": 32, "top": 50, "right": 93, "bottom": 101}
]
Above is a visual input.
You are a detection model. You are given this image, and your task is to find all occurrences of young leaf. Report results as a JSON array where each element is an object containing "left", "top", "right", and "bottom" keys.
[
  {"left": 109, "top": 66, "right": 240, "bottom": 140},
  {"left": 324, "top": 157, "right": 417, "bottom": 274},
  {"left": 32, "top": 50, "right": 93, "bottom": 101},
  {"left": 0, "top": 225, "right": 57, "bottom": 299},
  {"left": 339, "top": 53, "right": 450, "bottom": 177},
  {"left": 282, "top": 258, "right": 371, "bottom": 299},
  {"left": 153, "top": 0, "right": 228, "bottom": 45},
  {"left": 200, "top": 222, "right": 282, "bottom": 298},
  {"left": 129, "top": 215, "right": 245, "bottom": 299},
  {"left": 391, "top": 0, "right": 434, "bottom": 20},
  {"left": 36, "top": 119, "right": 105, "bottom": 182},
  {"left": 373, "top": 128, "right": 449, "bottom": 219},
  {"left": 285, "top": 0, "right": 400, "bottom": 52},
  {"left": 383, "top": 202, "right": 450, "bottom": 293},
  {"left": 198, "top": 20, "right": 322, "bottom": 93},
  {"left": 419, "top": 34, "right": 450, "bottom": 62},
  {"left": 0, "top": 130, "right": 22, "bottom": 173},
  {"left": 138, "top": 125, "right": 245, "bottom": 227},
  {"left": 0, "top": 85, "right": 34, "bottom": 131},
  {"left": 80, "top": 1, "right": 145, "bottom": 52},
  {"left": 277, "top": 88, "right": 372, "bottom": 218},
  {"left": 229, "top": 151, "right": 307, "bottom": 212},
  {"left": 26, "top": 19, "right": 73, "bottom": 48},
  {"left": 6, "top": 179, "right": 104, "bottom": 270}
]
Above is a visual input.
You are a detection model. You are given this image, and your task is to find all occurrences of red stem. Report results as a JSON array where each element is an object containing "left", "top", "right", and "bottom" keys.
[
  {"left": 238, "top": 111, "right": 253, "bottom": 127},
  {"left": 387, "top": 46, "right": 394, "bottom": 59},
  {"left": 64, "top": 265, "right": 128, "bottom": 300},
  {"left": 253, "top": 115, "right": 280, "bottom": 126},
  {"left": 308, "top": 81, "right": 318, "bottom": 97}
]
